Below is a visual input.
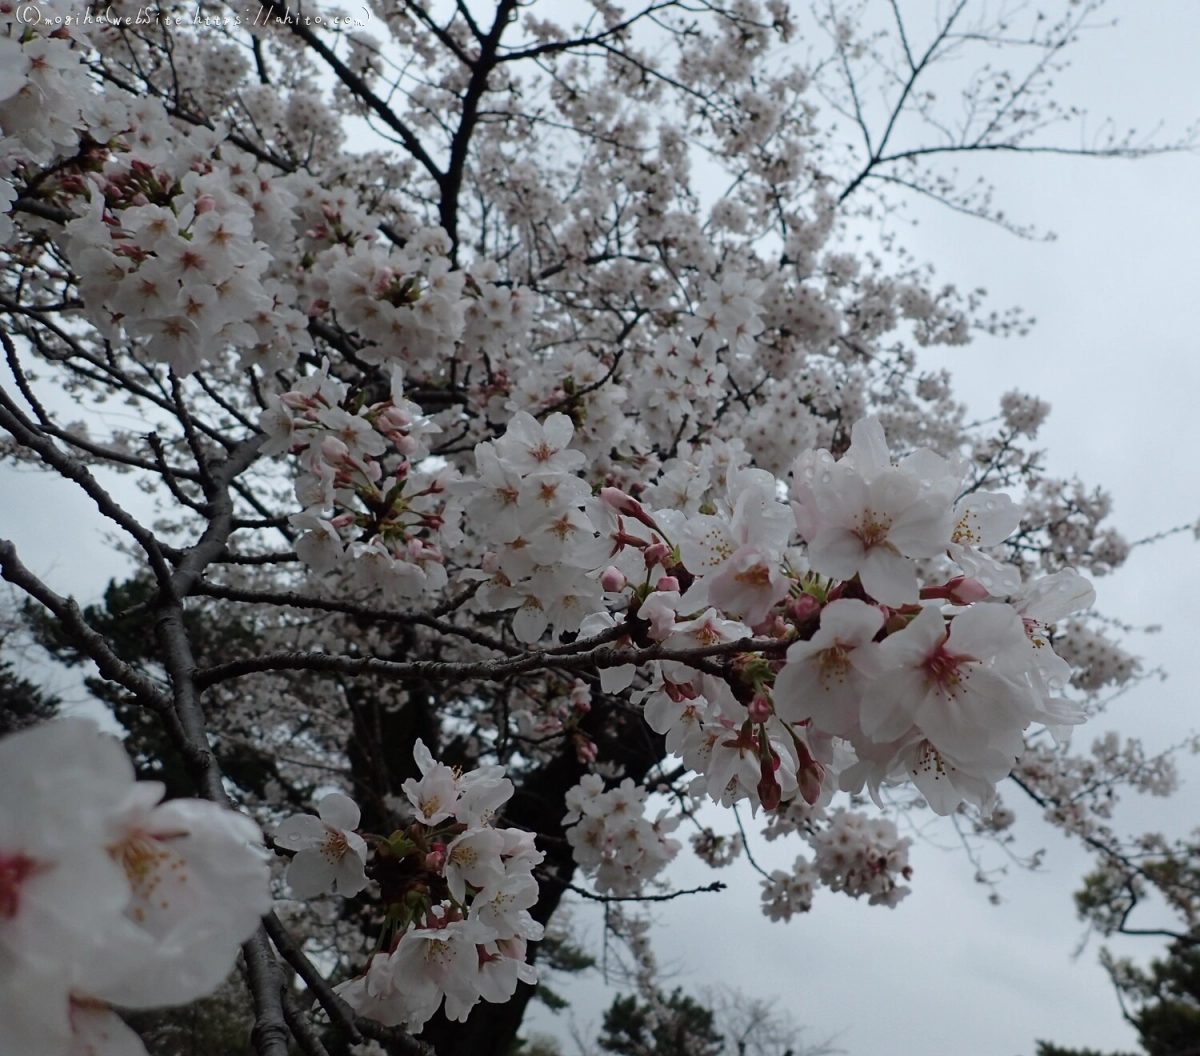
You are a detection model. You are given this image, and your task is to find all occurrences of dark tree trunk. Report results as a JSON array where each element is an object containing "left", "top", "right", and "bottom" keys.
[{"left": 418, "top": 698, "right": 667, "bottom": 1056}]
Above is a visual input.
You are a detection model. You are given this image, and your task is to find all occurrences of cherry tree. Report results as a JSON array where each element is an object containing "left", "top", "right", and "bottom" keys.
[{"left": 0, "top": 1, "right": 1193, "bottom": 1054}]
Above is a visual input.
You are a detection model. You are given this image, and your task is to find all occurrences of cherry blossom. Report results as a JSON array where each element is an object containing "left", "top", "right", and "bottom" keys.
[
  {"left": 859, "top": 603, "right": 1032, "bottom": 764},
  {"left": 274, "top": 793, "right": 369, "bottom": 899},
  {"left": 773, "top": 598, "right": 885, "bottom": 737},
  {"left": 0, "top": 720, "right": 270, "bottom": 1054},
  {"left": 793, "top": 418, "right": 961, "bottom": 605}
]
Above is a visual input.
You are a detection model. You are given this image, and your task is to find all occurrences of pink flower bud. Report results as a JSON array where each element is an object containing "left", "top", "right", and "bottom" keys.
[
  {"left": 330, "top": 513, "right": 355, "bottom": 529},
  {"left": 786, "top": 594, "right": 821, "bottom": 624},
  {"left": 481, "top": 552, "right": 502, "bottom": 574},
  {"left": 751, "top": 615, "right": 788, "bottom": 637},
  {"left": 599, "top": 487, "right": 641, "bottom": 515},
  {"left": 319, "top": 436, "right": 350, "bottom": 464},
  {"left": 747, "top": 694, "right": 771, "bottom": 724},
  {"left": 798, "top": 762, "right": 825, "bottom": 806},
  {"left": 945, "top": 576, "right": 990, "bottom": 605},
  {"left": 381, "top": 406, "right": 412, "bottom": 430},
  {"left": 600, "top": 487, "right": 660, "bottom": 531},
  {"left": 665, "top": 680, "right": 698, "bottom": 701},
  {"left": 920, "top": 577, "right": 990, "bottom": 605},
  {"left": 423, "top": 843, "right": 447, "bottom": 872},
  {"left": 599, "top": 566, "right": 627, "bottom": 592},
  {"left": 644, "top": 541, "right": 670, "bottom": 567},
  {"left": 395, "top": 435, "right": 418, "bottom": 456},
  {"left": 757, "top": 764, "right": 782, "bottom": 812},
  {"left": 655, "top": 575, "right": 680, "bottom": 592},
  {"left": 193, "top": 194, "right": 217, "bottom": 215}
]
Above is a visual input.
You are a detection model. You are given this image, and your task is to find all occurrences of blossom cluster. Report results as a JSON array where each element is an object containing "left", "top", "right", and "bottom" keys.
[
  {"left": 0, "top": 719, "right": 271, "bottom": 1056},
  {"left": 457, "top": 411, "right": 609, "bottom": 642},
  {"left": 1, "top": 3, "right": 99, "bottom": 207},
  {"left": 759, "top": 808, "right": 911, "bottom": 920},
  {"left": 609, "top": 420, "right": 1090, "bottom": 825},
  {"left": 268, "top": 372, "right": 1096, "bottom": 918},
  {"left": 274, "top": 741, "right": 543, "bottom": 1033},
  {"left": 0, "top": 18, "right": 315, "bottom": 376},
  {"left": 285, "top": 403, "right": 1102, "bottom": 849},
  {"left": 562, "top": 775, "right": 682, "bottom": 896},
  {"left": 62, "top": 164, "right": 301, "bottom": 377},
  {"left": 312, "top": 236, "right": 536, "bottom": 374},
  {"left": 259, "top": 361, "right": 459, "bottom": 595}
]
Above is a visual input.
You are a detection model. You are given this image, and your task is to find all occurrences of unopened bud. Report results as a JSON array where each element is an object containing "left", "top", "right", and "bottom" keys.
[
  {"left": 644, "top": 542, "right": 670, "bottom": 568},
  {"left": 757, "top": 763, "right": 782, "bottom": 812},
  {"left": 747, "top": 694, "right": 771, "bottom": 724},
  {"left": 945, "top": 576, "right": 989, "bottom": 605},
  {"left": 786, "top": 593, "right": 821, "bottom": 624},
  {"left": 751, "top": 615, "right": 788, "bottom": 637},
  {"left": 655, "top": 575, "right": 680, "bottom": 593},
  {"left": 599, "top": 486, "right": 641, "bottom": 515},
  {"left": 600, "top": 487, "right": 660, "bottom": 531},
  {"left": 798, "top": 762, "right": 825, "bottom": 806},
  {"left": 380, "top": 406, "right": 412, "bottom": 430},
  {"left": 664, "top": 680, "right": 698, "bottom": 703},
  {"left": 319, "top": 436, "right": 350, "bottom": 465},
  {"left": 193, "top": 194, "right": 217, "bottom": 215},
  {"left": 481, "top": 551, "right": 501, "bottom": 574},
  {"left": 599, "top": 566, "right": 627, "bottom": 592}
]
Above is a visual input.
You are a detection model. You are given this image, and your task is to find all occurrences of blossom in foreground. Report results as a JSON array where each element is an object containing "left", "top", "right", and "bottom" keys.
[
  {"left": 0, "top": 719, "right": 271, "bottom": 1056},
  {"left": 792, "top": 418, "right": 963, "bottom": 605},
  {"left": 773, "top": 598, "right": 884, "bottom": 738}
]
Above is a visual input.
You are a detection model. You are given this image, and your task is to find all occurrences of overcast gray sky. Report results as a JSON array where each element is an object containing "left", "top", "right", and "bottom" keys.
[{"left": 3, "top": 4, "right": 1199, "bottom": 1055}]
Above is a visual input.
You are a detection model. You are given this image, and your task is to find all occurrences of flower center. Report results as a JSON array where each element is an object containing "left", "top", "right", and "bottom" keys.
[
  {"left": 734, "top": 562, "right": 772, "bottom": 587},
  {"left": 952, "top": 513, "right": 980, "bottom": 545},
  {"left": 854, "top": 510, "right": 893, "bottom": 548},
  {"left": 111, "top": 832, "right": 190, "bottom": 923},
  {"left": 321, "top": 830, "right": 349, "bottom": 863},
  {"left": 923, "top": 645, "right": 975, "bottom": 694},
  {"left": 816, "top": 645, "right": 851, "bottom": 685},
  {"left": 0, "top": 853, "right": 38, "bottom": 919}
]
